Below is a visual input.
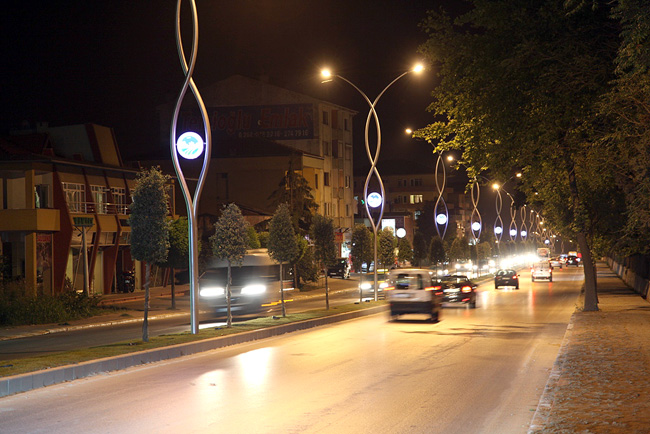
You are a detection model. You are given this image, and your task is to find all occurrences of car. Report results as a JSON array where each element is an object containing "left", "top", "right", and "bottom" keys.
[
  {"left": 531, "top": 261, "right": 553, "bottom": 282},
  {"left": 549, "top": 257, "right": 563, "bottom": 269},
  {"left": 495, "top": 269, "right": 519, "bottom": 289},
  {"left": 566, "top": 255, "right": 581, "bottom": 267},
  {"left": 359, "top": 272, "right": 389, "bottom": 299},
  {"left": 327, "top": 258, "right": 351, "bottom": 279},
  {"left": 438, "top": 274, "right": 478, "bottom": 308},
  {"left": 385, "top": 268, "right": 443, "bottom": 321}
]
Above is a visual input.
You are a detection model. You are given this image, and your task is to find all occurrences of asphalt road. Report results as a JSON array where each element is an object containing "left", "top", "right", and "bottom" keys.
[
  {"left": 0, "top": 278, "right": 361, "bottom": 360},
  {"left": 1, "top": 267, "right": 583, "bottom": 433}
]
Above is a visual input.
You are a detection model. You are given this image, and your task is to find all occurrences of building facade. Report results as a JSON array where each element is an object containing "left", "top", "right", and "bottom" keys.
[
  {"left": 0, "top": 123, "right": 169, "bottom": 295},
  {"left": 158, "top": 75, "right": 357, "bottom": 256}
]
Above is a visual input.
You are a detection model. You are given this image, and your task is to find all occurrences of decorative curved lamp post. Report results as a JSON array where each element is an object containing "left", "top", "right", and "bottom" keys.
[
  {"left": 434, "top": 152, "right": 450, "bottom": 240},
  {"left": 171, "top": 0, "right": 211, "bottom": 334},
  {"left": 492, "top": 183, "right": 504, "bottom": 247},
  {"left": 520, "top": 206, "right": 528, "bottom": 241},
  {"left": 470, "top": 179, "right": 482, "bottom": 244},
  {"left": 321, "top": 64, "right": 423, "bottom": 301}
]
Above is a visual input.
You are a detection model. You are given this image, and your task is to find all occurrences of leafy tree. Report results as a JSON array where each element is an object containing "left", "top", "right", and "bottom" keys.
[
  {"left": 129, "top": 167, "right": 170, "bottom": 342},
  {"left": 412, "top": 231, "right": 429, "bottom": 267},
  {"left": 267, "top": 203, "right": 299, "bottom": 317},
  {"left": 246, "top": 226, "right": 261, "bottom": 249},
  {"left": 448, "top": 236, "right": 470, "bottom": 263},
  {"left": 416, "top": 0, "right": 622, "bottom": 310},
  {"left": 157, "top": 217, "right": 190, "bottom": 310},
  {"left": 397, "top": 237, "right": 414, "bottom": 266},
  {"left": 429, "top": 237, "right": 446, "bottom": 275},
  {"left": 310, "top": 214, "right": 337, "bottom": 309},
  {"left": 294, "top": 236, "right": 318, "bottom": 287},
  {"left": 210, "top": 203, "right": 249, "bottom": 327},
  {"left": 268, "top": 160, "right": 319, "bottom": 234},
  {"left": 350, "top": 224, "right": 373, "bottom": 272},
  {"left": 258, "top": 231, "right": 269, "bottom": 248},
  {"left": 378, "top": 228, "right": 396, "bottom": 269}
]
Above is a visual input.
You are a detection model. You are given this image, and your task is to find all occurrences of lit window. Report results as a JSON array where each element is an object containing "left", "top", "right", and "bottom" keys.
[{"left": 63, "top": 182, "right": 86, "bottom": 213}]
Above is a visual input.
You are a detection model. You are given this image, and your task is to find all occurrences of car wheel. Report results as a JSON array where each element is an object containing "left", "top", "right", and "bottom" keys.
[
  {"left": 531, "top": 277, "right": 535, "bottom": 282},
  {"left": 495, "top": 284, "right": 499, "bottom": 289},
  {"left": 515, "top": 284, "right": 519, "bottom": 289},
  {"left": 469, "top": 299, "right": 477, "bottom": 309},
  {"left": 549, "top": 277, "right": 553, "bottom": 282}
]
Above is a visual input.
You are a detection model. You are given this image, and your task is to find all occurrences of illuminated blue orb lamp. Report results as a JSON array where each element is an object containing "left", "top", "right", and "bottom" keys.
[
  {"left": 367, "top": 192, "right": 383, "bottom": 208},
  {"left": 176, "top": 132, "right": 204, "bottom": 160}
]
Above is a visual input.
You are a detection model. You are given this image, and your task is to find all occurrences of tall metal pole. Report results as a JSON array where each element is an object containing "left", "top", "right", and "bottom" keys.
[
  {"left": 171, "top": 0, "right": 211, "bottom": 334},
  {"left": 326, "top": 69, "right": 417, "bottom": 301}
]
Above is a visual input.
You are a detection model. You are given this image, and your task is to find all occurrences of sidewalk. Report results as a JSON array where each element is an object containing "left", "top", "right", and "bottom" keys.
[{"left": 529, "top": 262, "right": 650, "bottom": 433}]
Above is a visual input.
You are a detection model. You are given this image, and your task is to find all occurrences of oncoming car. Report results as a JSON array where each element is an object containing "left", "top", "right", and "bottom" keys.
[
  {"left": 359, "top": 272, "right": 389, "bottom": 299},
  {"left": 531, "top": 261, "right": 553, "bottom": 282},
  {"left": 327, "top": 258, "right": 351, "bottom": 279},
  {"left": 199, "top": 249, "right": 293, "bottom": 316},
  {"left": 385, "top": 269, "right": 443, "bottom": 321}
]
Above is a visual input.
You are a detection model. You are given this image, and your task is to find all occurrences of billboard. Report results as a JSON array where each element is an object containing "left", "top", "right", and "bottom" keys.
[{"left": 180, "top": 104, "right": 314, "bottom": 141}]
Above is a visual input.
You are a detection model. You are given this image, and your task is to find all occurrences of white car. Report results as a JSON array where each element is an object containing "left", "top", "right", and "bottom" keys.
[
  {"left": 531, "top": 262, "right": 553, "bottom": 282},
  {"left": 385, "top": 269, "right": 443, "bottom": 322}
]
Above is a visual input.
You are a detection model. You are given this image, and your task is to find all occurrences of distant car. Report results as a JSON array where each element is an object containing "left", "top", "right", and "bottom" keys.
[
  {"left": 327, "top": 258, "right": 351, "bottom": 279},
  {"left": 549, "top": 257, "right": 563, "bottom": 269},
  {"left": 531, "top": 262, "right": 553, "bottom": 282},
  {"left": 566, "top": 255, "right": 581, "bottom": 267},
  {"left": 438, "top": 275, "right": 478, "bottom": 308},
  {"left": 359, "top": 272, "right": 389, "bottom": 299},
  {"left": 385, "top": 268, "right": 443, "bottom": 321},
  {"left": 495, "top": 269, "right": 519, "bottom": 289}
]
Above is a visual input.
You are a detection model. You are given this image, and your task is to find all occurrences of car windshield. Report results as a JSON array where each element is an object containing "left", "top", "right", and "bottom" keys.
[
  {"left": 440, "top": 276, "right": 469, "bottom": 284},
  {"left": 360, "top": 273, "right": 387, "bottom": 282},
  {"left": 497, "top": 270, "right": 516, "bottom": 276}
]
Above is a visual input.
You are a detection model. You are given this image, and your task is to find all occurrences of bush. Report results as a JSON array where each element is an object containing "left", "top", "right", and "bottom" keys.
[{"left": 0, "top": 280, "right": 103, "bottom": 326}]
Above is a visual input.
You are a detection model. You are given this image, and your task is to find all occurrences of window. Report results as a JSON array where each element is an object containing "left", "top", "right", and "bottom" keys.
[
  {"left": 332, "top": 139, "right": 339, "bottom": 158},
  {"left": 415, "top": 210, "right": 422, "bottom": 220},
  {"left": 314, "top": 174, "right": 319, "bottom": 188},
  {"left": 91, "top": 185, "right": 108, "bottom": 214},
  {"left": 322, "top": 111, "right": 329, "bottom": 125},
  {"left": 345, "top": 175, "right": 350, "bottom": 188},
  {"left": 323, "top": 141, "right": 330, "bottom": 156},
  {"left": 346, "top": 204, "right": 350, "bottom": 217},
  {"left": 63, "top": 182, "right": 85, "bottom": 213},
  {"left": 410, "top": 178, "right": 422, "bottom": 187},
  {"left": 409, "top": 194, "right": 423, "bottom": 204},
  {"left": 111, "top": 187, "right": 126, "bottom": 214},
  {"left": 344, "top": 118, "right": 349, "bottom": 131},
  {"left": 34, "top": 184, "right": 50, "bottom": 209},
  {"left": 324, "top": 172, "right": 331, "bottom": 187},
  {"left": 324, "top": 203, "right": 331, "bottom": 216},
  {"left": 345, "top": 145, "right": 352, "bottom": 160}
]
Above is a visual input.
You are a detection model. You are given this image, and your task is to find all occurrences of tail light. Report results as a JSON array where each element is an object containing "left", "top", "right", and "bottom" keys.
[
  {"left": 461, "top": 285, "right": 472, "bottom": 293},
  {"left": 384, "top": 286, "right": 395, "bottom": 291},
  {"left": 513, "top": 275, "right": 518, "bottom": 279},
  {"left": 425, "top": 285, "right": 442, "bottom": 291}
]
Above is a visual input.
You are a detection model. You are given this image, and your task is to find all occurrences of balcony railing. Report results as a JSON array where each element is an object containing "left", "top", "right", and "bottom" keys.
[{"left": 68, "top": 202, "right": 130, "bottom": 215}]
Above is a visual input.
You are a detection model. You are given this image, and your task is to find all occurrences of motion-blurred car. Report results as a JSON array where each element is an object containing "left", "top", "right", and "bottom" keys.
[
  {"left": 438, "top": 275, "right": 477, "bottom": 308},
  {"left": 531, "top": 262, "right": 553, "bottom": 282},
  {"left": 359, "top": 272, "right": 389, "bottom": 299},
  {"left": 327, "top": 258, "right": 351, "bottom": 279},
  {"left": 385, "top": 268, "right": 443, "bottom": 321},
  {"left": 549, "top": 257, "right": 563, "bottom": 269},
  {"left": 494, "top": 269, "right": 519, "bottom": 289}
]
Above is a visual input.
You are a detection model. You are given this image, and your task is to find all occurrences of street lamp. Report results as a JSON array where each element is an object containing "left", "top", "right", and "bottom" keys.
[
  {"left": 170, "top": 0, "right": 211, "bottom": 334},
  {"left": 321, "top": 63, "right": 424, "bottom": 301}
]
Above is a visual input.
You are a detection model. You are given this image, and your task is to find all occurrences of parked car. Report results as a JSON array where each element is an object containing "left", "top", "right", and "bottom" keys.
[
  {"left": 438, "top": 274, "right": 478, "bottom": 308},
  {"left": 385, "top": 268, "right": 443, "bottom": 321},
  {"left": 531, "top": 261, "right": 553, "bottom": 282},
  {"left": 494, "top": 269, "right": 519, "bottom": 289},
  {"left": 327, "top": 258, "right": 351, "bottom": 279},
  {"left": 359, "top": 272, "right": 389, "bottom": 299}
]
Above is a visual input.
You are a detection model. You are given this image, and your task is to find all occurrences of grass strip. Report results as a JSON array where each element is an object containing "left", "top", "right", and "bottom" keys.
[{"left": 0, "top": 301, "right": 385, "bottom": 377}]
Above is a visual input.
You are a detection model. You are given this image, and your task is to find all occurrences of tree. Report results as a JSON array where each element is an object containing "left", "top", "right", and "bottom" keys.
[
  {"left": 129, "top": 167, "right": 170, "bottom": 342},
  {"left": 412, "top": 231, "right": 429, "bottom": 267},
  {"left": 448, "top": 236, "right": 470, "bottom": 263},
  {"left": 157, "top": 217, "right": 190, "bottom": 310},
  {"left": 429, "top": 237, "right": 446, "bottom": 275},
  {"left": 294, "top": 236, "right": 318, "bottom": 287},
  {"left": 350, "top": 224, "right": 373, "bottom": 272},
  {"left": 267, "top": 203, "right": 299, "bottom": 317},
  {"left": 397, "top": 237, "right": 414, "bottom": 266},
  {"left": 310, "top": 214, "right": 337, "bottom": 309},
  {"left": 246, "top": 226, "right": 261, "bottom": 249},
  {"left": 416, "top": 0, "right": 622, "bottom": 310},
  {"left": 378, "top": 228, "right": 396, "bottom": 269},
  {"left": 210, "top": 203, "right": 249, "bottom": 327},
  {"left": 268, "top": 160, "right": 319, "bottom": 234}
]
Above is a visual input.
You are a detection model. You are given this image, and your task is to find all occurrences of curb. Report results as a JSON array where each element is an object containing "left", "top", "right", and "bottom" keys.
[
  {"left": 0, "top": 304, "right": 387, "bottom": 398},
  {"left": 527, "top": 312, "right": 576, "bottom": 433}
]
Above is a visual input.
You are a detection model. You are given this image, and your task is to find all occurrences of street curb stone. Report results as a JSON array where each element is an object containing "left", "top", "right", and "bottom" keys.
[{"left": 0, "top": 305, "right": 387, "bottom": 398}]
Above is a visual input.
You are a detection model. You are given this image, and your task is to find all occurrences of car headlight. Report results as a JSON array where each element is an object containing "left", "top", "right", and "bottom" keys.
[
  {"left": 199, "top": 286, "right": 225, "bottom": 297},
  {"left": 379, "top": 282, "right": 389, "bottom": 289},
  {"left": 241, "top": 284, "right": 266, "bottom": 295},
  {"left": 359, "top": 283, "right": 372, "bottom": 290}
]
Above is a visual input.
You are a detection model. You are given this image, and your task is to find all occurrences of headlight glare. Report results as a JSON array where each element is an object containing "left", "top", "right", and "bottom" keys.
[
  {"left": 199, "top": 287, "right": 225, "bottom": 297},
  {"left": 241, "top": 284, "right": 266, "bottom": 295}
]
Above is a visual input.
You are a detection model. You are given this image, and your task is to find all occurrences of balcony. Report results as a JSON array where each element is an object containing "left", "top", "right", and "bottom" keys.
[{"left": 0, "top": 208, "right": 60, "bottom": 232}]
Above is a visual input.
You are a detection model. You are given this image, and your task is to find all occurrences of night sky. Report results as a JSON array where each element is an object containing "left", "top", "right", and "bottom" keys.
[{"left": 2, "top": 1, "right": 459, "bottom": 167}]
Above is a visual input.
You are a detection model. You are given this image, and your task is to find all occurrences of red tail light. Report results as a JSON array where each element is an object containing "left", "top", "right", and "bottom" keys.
[
  {"left": 461, "top": 285, "right": 472, "bottom": 293},
  {"left": 512, "top": 275, "right": 518, "bottom": 279},
  {"left": 425, "top": 285, "right": 442, "bottom": 291}
]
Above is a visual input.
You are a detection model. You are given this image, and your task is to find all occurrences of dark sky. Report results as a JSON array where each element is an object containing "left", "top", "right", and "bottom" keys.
[{"left": 2, "top": 0, "right": 460, "bottom": 166}]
